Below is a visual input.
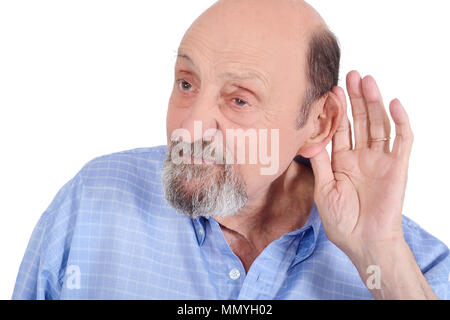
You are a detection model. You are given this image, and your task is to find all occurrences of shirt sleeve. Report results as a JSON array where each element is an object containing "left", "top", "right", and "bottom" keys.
[
  {"left": 402, "top": 215, "right": 450, "bottom": 300},
  {"left": 11, "top": 172, "right": 84, "bottom": 300}
]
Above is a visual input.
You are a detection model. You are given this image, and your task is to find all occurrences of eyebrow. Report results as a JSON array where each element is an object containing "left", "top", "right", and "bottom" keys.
[
  {"left": 217, "top": 71, "right": 265, "bottom": 84},
  {"left": 177, "top": 53, "right": 197, "bottom": 69},
  {"left": 177, "top": 54, "right": 269, "bottom": 95}
]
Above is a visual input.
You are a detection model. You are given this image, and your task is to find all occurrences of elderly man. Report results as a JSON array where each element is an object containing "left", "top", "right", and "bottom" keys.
[{"left": 13, "top": 0, "right": 449, "bottom": 300}]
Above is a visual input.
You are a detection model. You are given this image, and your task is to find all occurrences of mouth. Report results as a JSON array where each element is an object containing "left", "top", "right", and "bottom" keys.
[{"left": 181, "top": 153, "right": 215, "bottom": 165}]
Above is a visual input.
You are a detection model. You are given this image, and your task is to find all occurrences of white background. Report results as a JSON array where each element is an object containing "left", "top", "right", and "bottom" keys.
[{"left": 0, "top": 0, "right": 449, "bottom": 299}]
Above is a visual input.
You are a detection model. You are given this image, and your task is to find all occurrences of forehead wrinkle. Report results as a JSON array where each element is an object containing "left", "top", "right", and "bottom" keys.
[
  {"left": 182, "top": 24, "right": 273, "bottom": 59},
  {"left": 176, "top": 48, "right": 271, "bottom": 92},
  {"left": 217, "top": 71, "right": 269, "bottom": 91},
  {"left": 180, "top": 27, "right": 272, "bottom": 61}
]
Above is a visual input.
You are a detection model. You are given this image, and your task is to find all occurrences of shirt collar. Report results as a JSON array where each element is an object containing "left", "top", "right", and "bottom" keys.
[
  {"left": 191, "top": 202, "right": 321, "bottom": 254},
  {"left": 192, "top": 215, "right": 208, "bottom": 246},
  {"left": 289, "top": 202, "right": 321, "bottom": 269}
]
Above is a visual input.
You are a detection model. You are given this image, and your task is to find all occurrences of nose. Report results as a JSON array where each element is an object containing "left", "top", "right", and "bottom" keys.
[{"left": 180, "top": 94, "right": 218, "bottom": 144}]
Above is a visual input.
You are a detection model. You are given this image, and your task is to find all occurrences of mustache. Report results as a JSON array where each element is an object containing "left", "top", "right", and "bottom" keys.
[{"left": 169, "top": 139, "right": 226, "bottom": 163}]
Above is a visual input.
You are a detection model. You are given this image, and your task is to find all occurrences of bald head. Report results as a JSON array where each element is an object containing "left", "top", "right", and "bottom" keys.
[
  {"left": 187, "top": 0, "right": 326, "bottom": 56},
  {"left": 201, "top": 0, "right": 326, "bottom": 33}
]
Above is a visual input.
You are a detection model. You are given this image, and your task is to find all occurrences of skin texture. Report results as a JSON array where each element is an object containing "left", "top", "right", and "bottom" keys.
[{"left": 166, "top": 0, "right": 437, "bottom": 299}]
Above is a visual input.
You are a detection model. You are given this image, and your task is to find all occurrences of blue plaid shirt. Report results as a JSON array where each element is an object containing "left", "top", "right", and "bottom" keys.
[{"left": 12, "top": 145, "right": 450, "bottom": 299}]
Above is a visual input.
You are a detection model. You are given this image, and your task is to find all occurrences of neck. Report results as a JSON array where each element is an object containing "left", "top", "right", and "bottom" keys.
[{"left": 213, "top": 160, "right": 315, "bottom": 253}]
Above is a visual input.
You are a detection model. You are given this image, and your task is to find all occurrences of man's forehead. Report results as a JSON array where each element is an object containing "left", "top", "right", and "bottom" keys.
[
  {"left": 176, "top": 51, "right": 270, "bottom": 91},
  {"left": 176, "top": 4, "right": 314, "bottom": 89},
  {"left": 178, "top": 30, "right": 274, "bottom": 64}
]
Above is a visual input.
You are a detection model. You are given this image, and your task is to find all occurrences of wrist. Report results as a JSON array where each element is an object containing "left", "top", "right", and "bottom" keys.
[
  {"left": 349, "top": 236, "right": 408, "bottom": 267},
  {"left": 347, "top": 238, "right": 437, "bottom": 299}
]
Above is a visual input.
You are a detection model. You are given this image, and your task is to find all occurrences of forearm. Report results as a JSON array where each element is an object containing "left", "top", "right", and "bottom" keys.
[{"left": 349, "top": 239, "right": 438, "bottom": 300}]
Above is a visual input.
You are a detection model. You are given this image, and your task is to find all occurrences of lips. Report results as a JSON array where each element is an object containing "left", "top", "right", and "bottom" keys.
[{"left": 181, "top": 153, "right": 215, "bottom": 165}]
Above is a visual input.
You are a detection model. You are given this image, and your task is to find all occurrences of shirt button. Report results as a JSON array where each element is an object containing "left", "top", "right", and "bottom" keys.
[
  {"left": 198, "top": 228, "right": 203, "bottom": 235},
  {"left": 229, "top": 268, "right": 241, "bottom": 280}
]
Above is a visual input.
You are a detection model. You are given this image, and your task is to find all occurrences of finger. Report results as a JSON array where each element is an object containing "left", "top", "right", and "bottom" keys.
[
  {"left": 361, "top": 75, "right": 391, "bottom": 152},
  {"left": 390, "top": 99, "right": 414, "bottom": 162},
  {"left": 346, "top": 71, "right": 369, "bottom": 150},
  {"left": 332, "top": 86, "right": 353, "bottom": 154},
  {"left": 310, "top": 148, "right": 335, "bottom": 190}
]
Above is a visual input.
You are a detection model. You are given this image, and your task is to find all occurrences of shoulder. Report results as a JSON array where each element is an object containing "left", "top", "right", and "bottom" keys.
[
  {"left": 43, "top": 145, "right": 170, "bottom": 224},
  {"left": 79, "top": 145, "right": 167, "bottom": 182},
  {"left": 401, "top": 214, "right": 449, "bottom": 268},
  {"left": 73, "top": 144, "right": 170, "bottom": 212},
  {"left": 41, "top": 145, "right": 174, "bottom": 258},
  {"left": 76, "top": 145, "right": 167, "bottom": 193},
  {"left": 401, "top": 215, "right": 450, "bottom": 299}
]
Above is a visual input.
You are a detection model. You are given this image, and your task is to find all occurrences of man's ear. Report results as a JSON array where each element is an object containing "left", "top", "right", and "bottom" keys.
[{"left": 296, "top": 89, "right": 344, "bottom": 158}]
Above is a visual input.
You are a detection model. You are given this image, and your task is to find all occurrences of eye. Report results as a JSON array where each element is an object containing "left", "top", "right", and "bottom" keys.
[
  {"left": 177, "top": 79, "right": 194, "bottom": 92},
  {"left": 232, "top": 98, "right": 249, "bottom": 108}
]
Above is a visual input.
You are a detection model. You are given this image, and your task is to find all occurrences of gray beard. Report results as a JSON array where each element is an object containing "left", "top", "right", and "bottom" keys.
[{"left": 161, "top": 141, "right": 248, "bottom": 219}]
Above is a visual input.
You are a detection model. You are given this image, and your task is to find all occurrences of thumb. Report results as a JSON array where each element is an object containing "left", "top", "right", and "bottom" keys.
[{"left": 310, "top": 148, "right": 335, "bottom": 190}]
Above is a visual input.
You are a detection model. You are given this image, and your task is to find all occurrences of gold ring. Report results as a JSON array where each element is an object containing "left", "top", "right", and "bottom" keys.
[{"left": 369, "top": 137, "right": 390, "bottom": 142}]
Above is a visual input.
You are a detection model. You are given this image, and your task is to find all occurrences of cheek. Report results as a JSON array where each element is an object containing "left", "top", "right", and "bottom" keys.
[
  {"left": 276, "top": 128, "right": 306, "bottom": 172},
  {"left": 279, "top": 129, "right": 302, "bottom": 157},
  {"left": 166, "top": 96, "right": 189, "bottom": 141},
  {"left": 239, "top": 130, "right": 304, "bottom": 197}
]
